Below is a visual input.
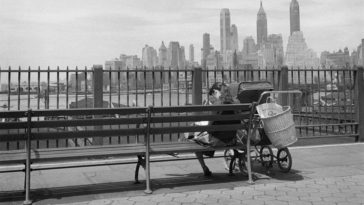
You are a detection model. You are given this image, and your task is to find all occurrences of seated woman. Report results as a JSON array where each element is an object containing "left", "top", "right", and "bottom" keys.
[{"left": 195, "top": 82, "right": 241, "bottom": 176}]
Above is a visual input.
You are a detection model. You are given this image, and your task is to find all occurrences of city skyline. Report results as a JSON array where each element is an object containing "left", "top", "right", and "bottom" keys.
[{"left": 0, "top": 0, "right": 363, "bottom": 68}]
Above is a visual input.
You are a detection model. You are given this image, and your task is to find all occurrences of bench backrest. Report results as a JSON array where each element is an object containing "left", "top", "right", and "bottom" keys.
[{"left": 0, "top": 103, "right": 254, "bottom": 153}]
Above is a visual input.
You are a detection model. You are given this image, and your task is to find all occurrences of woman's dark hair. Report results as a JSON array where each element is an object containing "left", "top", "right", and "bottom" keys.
[{"left": 208, "top": 82, "right": 227, "bottom": 96}]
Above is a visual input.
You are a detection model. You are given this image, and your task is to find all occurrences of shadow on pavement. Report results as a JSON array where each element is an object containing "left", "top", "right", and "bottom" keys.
[{"left": 0, "top": 167, "right": 306, "bottom": 204}]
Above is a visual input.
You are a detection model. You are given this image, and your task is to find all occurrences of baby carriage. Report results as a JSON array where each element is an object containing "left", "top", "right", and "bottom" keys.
[{"left": 223, "top": 81, "right": 300, "bottom": 175}]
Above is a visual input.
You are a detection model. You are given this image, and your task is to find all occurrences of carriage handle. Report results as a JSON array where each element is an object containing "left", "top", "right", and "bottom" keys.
[{"left": 257, "top": 90, "right": 302, "bottom": 105}]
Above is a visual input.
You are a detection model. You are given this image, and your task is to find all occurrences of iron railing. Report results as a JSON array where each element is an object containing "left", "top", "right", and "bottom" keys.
[{"left": 0, "top": 66, "right": 363, "bottom": 150}]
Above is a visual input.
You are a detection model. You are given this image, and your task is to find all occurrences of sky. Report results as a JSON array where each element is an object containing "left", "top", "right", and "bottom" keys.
[{"left": 0, "top": 0, "right": 363, "bottom": 69}]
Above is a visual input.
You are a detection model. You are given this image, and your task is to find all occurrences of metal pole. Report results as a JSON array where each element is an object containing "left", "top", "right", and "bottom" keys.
[
  {"left": 192, "top": 67, "right": 203, "bottom": 105},
  {"left": 144, "top": 106, "right": 152, "bottom": 194},
  {"left": 246, "top": 104, "right": 255, "bottom": 185},
  {"left": 93, "top": 65, "right": 103, "bottom": 145},
  {"left": 355, "top": 66, "right": 364, "bottom": 142},
  {"left": 24, "top": 109, "right": 32, "bottom": 205},
  {"left": 279, "top": 66, "right": 289, "bottom": 106}
]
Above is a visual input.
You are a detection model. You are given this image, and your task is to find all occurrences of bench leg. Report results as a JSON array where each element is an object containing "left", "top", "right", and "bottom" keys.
[{"left": 23, "top": 163, "right": 32, "bottom": 205}]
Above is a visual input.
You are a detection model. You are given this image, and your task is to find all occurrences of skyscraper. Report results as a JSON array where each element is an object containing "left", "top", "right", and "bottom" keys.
[
  {"left": 230, "top": 24, "right": 239, "bottom": 52},
  {"left": 158, "top": 41, "right": 168, "bottom": 67},
  {"left": 142, "top": 45, "right": 157, "bottom": 68},
  {"left": 201, "top": 33, "right": 211, "bottom": 67},
  {"left": 220, "top": 8, "right": 231, "bottom": 53},
  {"left": 242, "top": 36, "right": 257, "bottom": 56},
  {"left": 180, "top": 46, "right": 186, "bottom": 69},
  {"left": 290, "top": 0, "right": 300, "bottom": 35},
  {"left": 256, "top": 1, "right": 268, "bottom": 49},
  {"left": 167, "top": 41, "right": 180, "bottom": 69},
  {"left": 189, "top": 44, "right": 194, "bottom": 62}
]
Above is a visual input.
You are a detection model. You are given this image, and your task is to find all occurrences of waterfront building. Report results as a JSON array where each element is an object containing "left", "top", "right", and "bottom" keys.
[
  {"left": 257, "top": 1, "right": 268, "bottom": 49},
  {"left": 105, "top": 59, "right": 126, "bottom": 91},
  {"left": 158, "top": 41, "right": 168, "bottom": 68},
  {"left": 290, "top": 0, "right": 300, "bottom": 35},
  {"left": 120, "top": 54, "right": 142, "bottom": 69},
  {"left": 220, "top": 8, "right": 231, "bottom": 53},
  {"left": 230, "top": 24, "right": 239, "bottom": 52},
  {"left": 320, "top": 48, "right": 351, "bottom": 69}
]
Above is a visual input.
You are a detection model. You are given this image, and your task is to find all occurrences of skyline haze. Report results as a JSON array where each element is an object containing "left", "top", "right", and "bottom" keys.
[{"left": 0, "top": 0, "right": 363, "bottom": 68}]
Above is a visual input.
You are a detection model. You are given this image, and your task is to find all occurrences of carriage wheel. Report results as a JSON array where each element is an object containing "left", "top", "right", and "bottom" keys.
[
  {"left": 223, "top": 149, "right": 239, "bottom": 172},
  {"left": 259, "top": 145, "right": 274, "bottom": 169},
  {"left": 277, "top": 148, "right": 292, "bottom": 173}
]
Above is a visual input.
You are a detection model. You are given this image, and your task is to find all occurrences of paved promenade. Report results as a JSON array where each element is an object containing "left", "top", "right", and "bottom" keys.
[{"left": 1, "top": 143, "right": 364, "bottom": 205}]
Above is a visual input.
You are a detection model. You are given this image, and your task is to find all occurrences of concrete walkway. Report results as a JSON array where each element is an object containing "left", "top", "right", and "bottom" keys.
[{"left": 1, "top": 143, "right": 364, "bottom": 205}]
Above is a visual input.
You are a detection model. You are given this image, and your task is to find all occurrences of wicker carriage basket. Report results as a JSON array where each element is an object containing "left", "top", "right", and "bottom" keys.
[{"left": 257, "top": 104, "right": 297, "bottom": 149}]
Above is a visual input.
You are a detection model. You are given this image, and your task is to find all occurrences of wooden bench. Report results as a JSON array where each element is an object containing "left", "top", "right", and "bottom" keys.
[{"left": 0, "top": 103, "right": 256, "bottom": 205}]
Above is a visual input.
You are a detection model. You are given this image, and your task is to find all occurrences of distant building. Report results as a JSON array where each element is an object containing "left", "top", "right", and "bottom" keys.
[
  {"left": 158, "top": 41, "right": 168, "bottom": 68},
  {"left": 167, "top": 41, "right": 181, "bottom": 69},
  {"left": 267, "top": 34, "right": 284, "bottom": 66},
  {"left": 220, "top": 8, "right": 231, "bottom": 53},
  {"left": 206, "top": 51, "right": 224, "bottom": 84},
  {"left": 285, "top": 31, "right": 320, "bottom": 83},
  {"left": 290, "top": 0, "right": 300, "bottom": 35},
  {"left": 120, "top": 54, "right": 142, "bottom": 69},
  {"left": 230, "top": 24, "right": 239, "bottom": 52},
  {"left": 241, "top": 36, "right": 258, "bottom": 69},
  {"left": 105, "top": 59, "right": 126, "bottom": 91},
  {"left": 242, "top": 36, "right": 257, "bottom": 56},
  {"left": 256, "top": 1, "right": 268, "bottom": 49},
  {"left": 189, "top": 44, "right": 194, "bottom": 62},
  {"left": 285, "top": 31, "right": 319, "bottom": 70},
  {"left": 180, "top": 46, "right": 186, "bottom": 69},
  {"left": 320, "top": 48, "right": 351, "bottom": 68},
  {"left": 70, "top": 73, "right": 88, "bottom": 92},
  {"left": 142, "top": 45, "right": 158, "bottom": 68},
  {"left": 201, "top": 33, "right": 211, "bottom": 68}
]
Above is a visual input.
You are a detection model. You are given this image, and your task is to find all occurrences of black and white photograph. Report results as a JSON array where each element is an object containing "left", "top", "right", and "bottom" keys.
[{"left": 1, "top": 0, "right": 364, "bottom": 204}]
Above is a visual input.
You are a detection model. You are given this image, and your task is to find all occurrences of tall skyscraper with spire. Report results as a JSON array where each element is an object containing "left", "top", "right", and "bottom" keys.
[
  {"left": 257, "top": 1, "right": 268, "bottom": 49},
  {"left": 290, "top": 0, "right": 300, "bottom": 35},
  {"left": 220, "top": 8, "right": 231, "bottom": 53}
]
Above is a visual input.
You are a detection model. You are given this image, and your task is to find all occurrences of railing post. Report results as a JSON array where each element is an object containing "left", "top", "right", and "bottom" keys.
[
  {"left": 355, "top": 66, "right": 364, "bottom": 142},
  {"left": 93, "top": 65, "right": 103, "bottom": 145},
  {"left": 24, "top": 109, "right": 32, "bottom": 205},
  {"left": 192, "top": 67, "right": 203, "bottom": 105},
  {"left": 144, "top": 106, "right": 152, "bottom": 194},
  {"left": 278, "top": 66, "right": 289, "bottom": 106},
  {"left": 361, "top": 39, "right": 364, "bottom": 66}
]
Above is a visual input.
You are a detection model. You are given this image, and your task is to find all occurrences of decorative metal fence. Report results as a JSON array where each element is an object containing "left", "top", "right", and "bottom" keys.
[{"left": 0, "top": 66, "right": 363, "bottom": 150}]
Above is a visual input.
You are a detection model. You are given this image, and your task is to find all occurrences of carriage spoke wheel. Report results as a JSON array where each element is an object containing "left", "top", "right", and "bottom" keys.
[
  {"left": 224, "top": 149, "right": 239, "bottom": 173},
  {"left": 259, "top": 145, "right": 274, "bottom": 169},
  {"left": 277, "top": 148, "right": 292, "bottom": 173}
]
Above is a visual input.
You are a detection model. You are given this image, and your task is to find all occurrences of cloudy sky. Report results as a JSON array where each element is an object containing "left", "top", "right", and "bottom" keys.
[{"left": 0, "top": 0, "right": 363, "bottom": 68}]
